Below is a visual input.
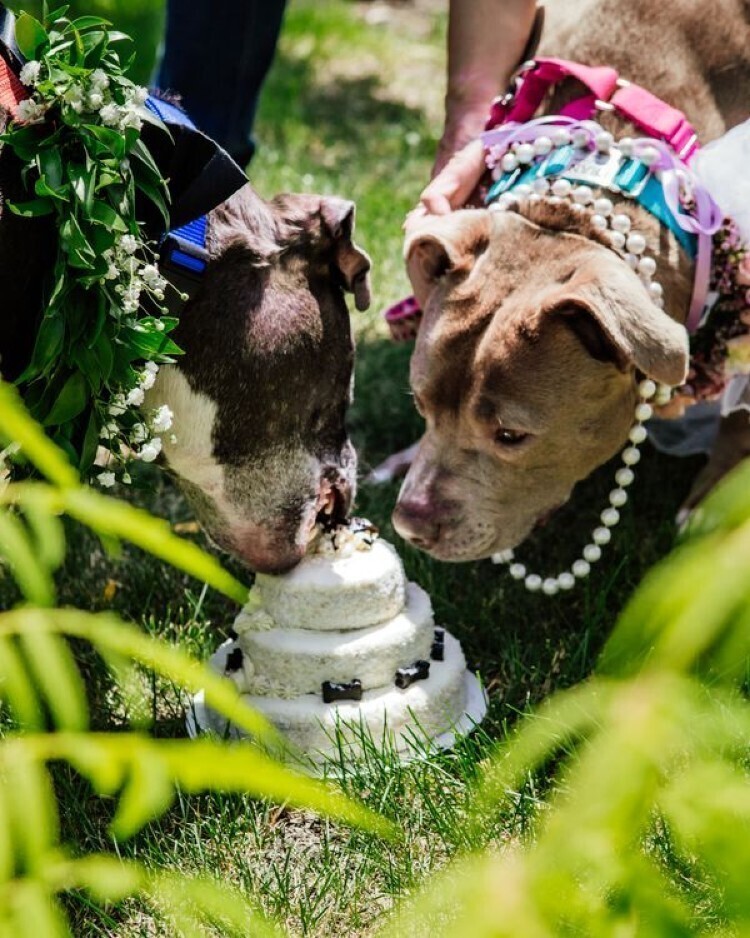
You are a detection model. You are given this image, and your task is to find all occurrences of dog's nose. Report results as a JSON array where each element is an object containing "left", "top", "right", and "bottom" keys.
[{"left": 392, "top": 498, "right": 440, "bottom": 550}]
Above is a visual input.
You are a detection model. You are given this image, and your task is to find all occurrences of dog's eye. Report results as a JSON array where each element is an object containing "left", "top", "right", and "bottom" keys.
[{"left": 494, "top": 427, "right": 529, "bottom": 447}]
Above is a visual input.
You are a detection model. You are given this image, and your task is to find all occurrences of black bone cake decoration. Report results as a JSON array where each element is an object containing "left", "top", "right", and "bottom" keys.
[
  {"left": 395, "top": 660, "right": 430, "bottom": 689},
  {"left": 225, "top": 647, "right": 244, "bottom": 673},
  {"left": 322, "top": 679, "right": 363, "bottom": 703}
]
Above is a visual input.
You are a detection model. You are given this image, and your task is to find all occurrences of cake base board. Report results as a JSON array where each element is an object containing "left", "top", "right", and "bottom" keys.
[{"left": 186, "top": 640, "right": 488, "bottom": 772}]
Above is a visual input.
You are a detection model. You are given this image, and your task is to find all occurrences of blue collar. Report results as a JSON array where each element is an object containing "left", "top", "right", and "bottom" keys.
[{"left": 145, "top": 95, "right": 211, "bottom": 279}]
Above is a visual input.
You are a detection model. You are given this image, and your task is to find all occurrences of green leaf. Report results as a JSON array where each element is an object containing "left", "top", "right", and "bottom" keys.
[
  {"left": 42, "top": 371, "right": 89, "bottom": 427},
  {"left": 15, "top": 12, "right": 48, "bottom": 59},
  {"left": 145, "top": 871, "right": 284, "bottom": 938},
  {"left": 60, "top": 490, "right": 250, "bottom": 606},
  {"left": 88, "top": 200, "right": 127, "bottom": 232},
  {"left": 60, "top": 214, "right": 96, "bottom": 269},
  {"left": 83, "top": 123, "right": 126, "bottom": 160},
  {"left": 78, "top": 410, "right": 99, "bottom": 473},
  {"left": 0, "top": 510, "right": 55, "bottom": 606},
  {"left": 70, "top": 15, "right": 111, "bottom": 30},
  {"left": 135, "top": 177, "right": 171, "bottom": 231},
  {"left": 22, "top": 729, "right": 395, "bottom": 841},
  {"left": 70, "top": 344, "right": 102, "bottom": 394},
  {"left": 125, "top": 330, "right": 183, "bottom": 361},
  {"left": 26, "top": 314, "right": 65, "bottom": 378},
  {"left": 91, "top": 332, "right": 114, "bottom": 381},
  {"left": 18, "top": 489, "right": 66, "bottom": 574},
  {"left": 0, "top": 384, "right": 78, "bottom": 487},
  {"left": 68, "top": 162, "right": 97, "bottom": 211},
  {"left": 8, "top": 198, "right": 54, "bottom": 218},
  {"left": 19, "top": 624, "right": 88, "bottom": 732},
  {"left": 36, "top": 147, "right": 64, "bottom": 193},
  {"left": 111, "top": 755, "right": 174, "bottom": 839},
  {"left": 0, "top": 635, "right": 45, "bottom": 729},
  {"left": 34, "top": 175, "right": 68, "bottom": 202},
  {"left": 129, "top": 138, "right": 166, "bottom": 185}
]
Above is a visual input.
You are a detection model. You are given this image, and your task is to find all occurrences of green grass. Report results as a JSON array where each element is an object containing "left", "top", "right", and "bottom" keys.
[{"left": 3, "top": 0, "right": 713, "bottom": 934}]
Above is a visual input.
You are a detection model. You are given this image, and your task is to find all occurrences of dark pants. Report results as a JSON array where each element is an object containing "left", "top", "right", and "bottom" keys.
[{"left": 156, "top": 0, "right": 287, "bottom": 166}]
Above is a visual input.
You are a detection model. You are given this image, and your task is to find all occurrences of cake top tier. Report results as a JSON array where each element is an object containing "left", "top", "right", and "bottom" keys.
[{"left": 248, "top": 519, "right": 407, "bottom": 632}]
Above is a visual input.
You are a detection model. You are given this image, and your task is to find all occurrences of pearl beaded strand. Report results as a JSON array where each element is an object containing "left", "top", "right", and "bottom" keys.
[{"left": 491, "top": 378, "right": 670, "bottom": 595}]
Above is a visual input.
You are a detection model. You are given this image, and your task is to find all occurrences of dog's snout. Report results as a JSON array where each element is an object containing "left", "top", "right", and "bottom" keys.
[{"left": 392, "top": 497, "right": 441, "bottom": 550}]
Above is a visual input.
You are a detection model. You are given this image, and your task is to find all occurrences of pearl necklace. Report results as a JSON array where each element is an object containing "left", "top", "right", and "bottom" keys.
[
  {"left": 487, "top": 121, "right": 692, "bottom": 596},
  {"left": 491, "top": 378, "right": 671, "bottom": 594}
]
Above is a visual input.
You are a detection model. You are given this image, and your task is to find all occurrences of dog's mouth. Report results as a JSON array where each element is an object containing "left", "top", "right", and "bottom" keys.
[{"left": 312, "top": 482, "right": 350, "bottom": 534}]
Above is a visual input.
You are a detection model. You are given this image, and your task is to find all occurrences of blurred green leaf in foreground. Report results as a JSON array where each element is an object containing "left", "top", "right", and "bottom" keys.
[
  {"left": 0, "top": 381, "right": 391, "bottom": 936},
  {"left": 383, "top": 458, "right": 750, "bottom": 937}
]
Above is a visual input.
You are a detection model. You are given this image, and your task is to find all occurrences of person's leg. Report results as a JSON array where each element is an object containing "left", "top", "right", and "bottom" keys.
[{"left": 156, "top": 0, "right": 287, "bottom": 166}]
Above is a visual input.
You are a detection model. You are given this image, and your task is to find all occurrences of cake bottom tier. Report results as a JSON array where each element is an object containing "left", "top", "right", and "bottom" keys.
[{"left": 198, "top": 630, "right": 473, "bottom": 762}]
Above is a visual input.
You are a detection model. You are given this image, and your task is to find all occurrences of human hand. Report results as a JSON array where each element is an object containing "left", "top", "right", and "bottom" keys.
[{"left": 407, "top": 137, "right": 487, "bottom": 225}]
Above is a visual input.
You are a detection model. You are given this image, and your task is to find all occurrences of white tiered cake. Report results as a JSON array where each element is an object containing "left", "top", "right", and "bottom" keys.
[{"left": 190, "top": 521, "right": 486, "bottom": 763}]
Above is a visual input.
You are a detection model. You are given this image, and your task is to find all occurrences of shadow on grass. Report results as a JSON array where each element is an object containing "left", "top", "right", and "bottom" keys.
[{"left": 262, "top": 50, "right": 432, "bottom": 150}]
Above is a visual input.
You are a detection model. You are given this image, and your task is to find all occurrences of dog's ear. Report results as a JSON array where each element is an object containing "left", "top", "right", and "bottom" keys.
[
  {"left": 320, "top": 198, "right": 372, "bottom": 312},
  {"left": 272, "top": 194, "right": 372, "bottom": 311},
  {"left": 404, "top": 210, "right": 492, "bottom": 305},
  {"left": 552, "top": 251, "right": 689, "bottom": 387}
]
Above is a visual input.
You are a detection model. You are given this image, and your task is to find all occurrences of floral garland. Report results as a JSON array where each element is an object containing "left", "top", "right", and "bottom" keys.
[
  {"left": 1, "top": 9, "right": 182, "bottom": 487},
  {"left": 661, "top": 219, "right": 750, "bottom": 416}
]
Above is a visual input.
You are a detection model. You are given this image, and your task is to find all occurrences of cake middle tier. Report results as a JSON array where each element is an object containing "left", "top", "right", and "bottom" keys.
[{"left": 233, "top": 582, "right": 434, "bottom": 698}]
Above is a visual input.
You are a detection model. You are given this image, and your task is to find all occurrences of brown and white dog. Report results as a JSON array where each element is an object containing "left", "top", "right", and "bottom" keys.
[
  {"left": 1, "top": 70, "right": 370, "bottom": 574},
  {"left": 393, "top": 0, "right": 750, "bottom": 562}
]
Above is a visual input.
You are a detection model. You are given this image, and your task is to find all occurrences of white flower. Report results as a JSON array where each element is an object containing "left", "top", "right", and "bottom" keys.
[
  {"left": 20, "top": 60, "right": 41, "bottom": 87},
  {"left": 154, "top": 320, "right": 165, "bottom": 332},
  {"left": 140, "top": 369, "right": 156, "bottom": 391},
  {"left": 100, "top": 102, "right": 120, "bottom": 126},
  {"left": 119, "top": 234, "right": 138, "bottom": 256},
  {"left": 118, "top": 103, "right": 143, "bottom": 131},
  {"left": 16, "top": 98, "right": 48, "bottom": 124},
  {"left": 139, "top": 438, "right": 162, "bottom": 463},
  {"left": 127, "top": 85, "right": 148, "bottom": 106},
  {"left": 99, "top": 421, "right": 119, "bottom": 439},
  {"left": 90, "top": 69, "right": 110, "bottom": 91},
  {"left": 151, "top": 404, "right": 173, "bottom": 434},
  {"left": 124, "top": 281, "right": 142, "bottom": 303},
  {"left": 144, "top": 361, "right": 159, "bottom": 375},
  {"left": 87, "top": 91, "right": 104, "bottom": 110},
  {"left": 105, "top": 263, "right": 119, "bottom": 280},
  {"left": 169, "top": 434, "right": 178, "bottom": 445},
  {"left": 125, "top": 386, "right": 145, "bottom": 407},
  {"left": 63, "top": 84, "right": 84, "bottom": 107},
  {"left": 141, "top": 264, "right": 164, "bottom": 290},
  {"left": 131, "top": 423, "right": 148, "bottom": 444},
  {"left": 97, "top": 470, "right": 116, "bottom": 488}
]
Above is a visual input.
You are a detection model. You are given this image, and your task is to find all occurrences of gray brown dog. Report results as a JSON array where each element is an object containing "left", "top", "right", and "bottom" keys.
[
  {"left": 393, "top": 0, "right": 750, "bottom": 562},
  {"left": 1, "top": 70, "right": 370, "bottom": 575}
]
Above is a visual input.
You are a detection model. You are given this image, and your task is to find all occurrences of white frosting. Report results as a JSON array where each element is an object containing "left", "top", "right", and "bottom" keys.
[
  {"left": 214, "top": 631, "right": 467, "bottom": 760},
  {"left": 203, "top": 531, "right": 479, "bottom": 762},
  {"left": 236, "top": 582, "right": 434, "bottom": 697},
  {"left": 254, "top": 539, "right": 406, "bottom": 631}
]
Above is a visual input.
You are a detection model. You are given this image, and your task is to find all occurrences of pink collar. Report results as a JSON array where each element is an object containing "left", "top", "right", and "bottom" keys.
[{"left": 488, "top": 57, "right": 716, "bottom": 330}]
